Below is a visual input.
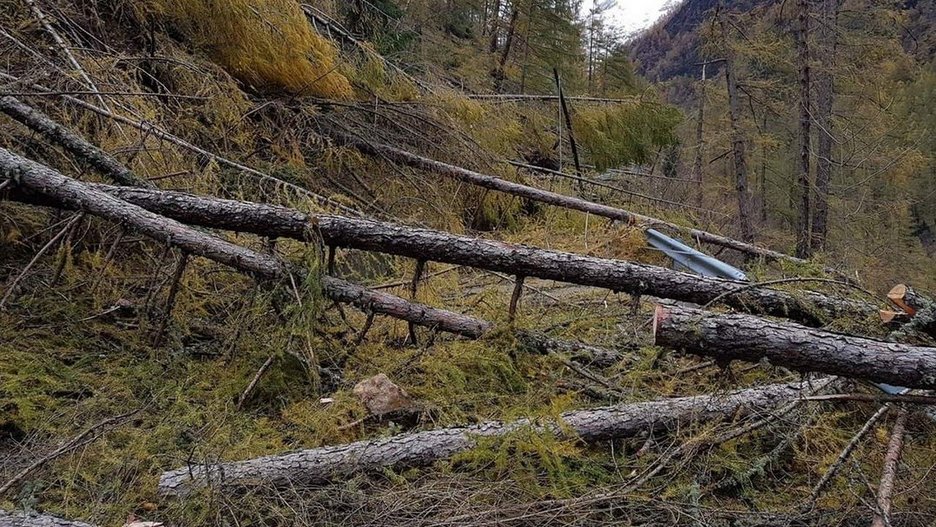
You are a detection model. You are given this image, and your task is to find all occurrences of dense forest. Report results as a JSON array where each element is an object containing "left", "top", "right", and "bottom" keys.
[{"left": 0, "top": 0, "right": 934, "bottom": 525}]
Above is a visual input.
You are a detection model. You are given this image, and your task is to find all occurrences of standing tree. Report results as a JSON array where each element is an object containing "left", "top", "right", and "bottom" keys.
[
  {"left": 718, "top": 9, "right": 755, "bottom": 243},
  {"left": 810, "top": 0, "right": 840, "bottom": 252},
  {"left": 794, "top": 0, "right": 812, "bottom": 258}
]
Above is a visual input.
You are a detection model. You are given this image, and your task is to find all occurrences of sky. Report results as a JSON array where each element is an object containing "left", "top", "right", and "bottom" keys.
[{"left": 606, "top": 0, "right": 673, "bottom": 35}]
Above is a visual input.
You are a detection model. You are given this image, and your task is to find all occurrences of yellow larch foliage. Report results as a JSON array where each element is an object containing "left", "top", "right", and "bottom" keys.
[{"left": 145, "top": 0, "right": 353, "bottom": 99}]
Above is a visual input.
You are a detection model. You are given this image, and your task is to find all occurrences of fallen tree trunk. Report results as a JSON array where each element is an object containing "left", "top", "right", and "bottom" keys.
[
  {"left": 0, "top": 148, "right": 282, "bottom": 279},
  {"left": 7, "top": 184, "right": 876, "bottom": 326},
  {"left": 0, "top": 149, "right": 618, "bottom": 366},
  {"left": 158, "top": 380, "right": 812, "bottom": 497},
  {"left": 324, "top": 130, "right": 815, "bottom": 266},
  {"left": 870, "top": 407, "right": 909, "bottom": 527},
  {"left": 885, "top": 284, "right": 936, "bottom": 342},
  {"left": 0, "top": 511, "right": 95, "bottom": 527},
  {"left": 653, "top": 304, "right": 936, "bottom": 389},
  {"left": 0, "top": 96, "right": 152, "bottom": 187}
]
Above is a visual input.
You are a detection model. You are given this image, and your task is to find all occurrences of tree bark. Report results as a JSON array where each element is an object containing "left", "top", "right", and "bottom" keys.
[
  {"left": 0, "top": 147, "right": 282, "bottom": 279},
  {"left": 718, "top": 16, "right": 755, "bottom": 243},
  {"left": 0, "top": 150, "right": 620, "bottom": 364},
  {"left": 0, "top": 511, "right": 95, "bottom": 527},
  {"left": 870, "top": 407, "right": 908, "bottom": 527},
  {"left": 323, "top": 129, "right": 836, "bottom": 269},
  {"left": 692, "top": 64, "right": 707, "bottom": 209},
  {"left": 886, "top": 284, "right": 936, "bottom": 341},
  {"left": 8, "top": 183, "right": 877, "bottom": 326},
  {"left": 492, "top": 8, "right": 519, "bottom": 92},
  {"left": 653, "top": 304, "right": 936, "bottom": 389},
  {"left": 488, "top": 0, "right": 502, "bottom": 52},
  {"left": 795, "top": 0, "right": 813, "bottom": 258},
  {"left": 0, "top": 96, "right": 152, "bottom": 187},
  {"left": 810, "top": 0, "right": 840, "bottom": 253},
  {"left": 158, "top": 380, "right": 812, "bottom": 497}
]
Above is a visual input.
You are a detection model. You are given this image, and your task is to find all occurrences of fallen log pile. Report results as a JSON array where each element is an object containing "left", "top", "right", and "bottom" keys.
[
  {"left": 0, "top": 147, "right": 620, "bottom": 366},
  {"left": 325, "top": 129, "right": 820, "bottom": 267},
  {"left": 1, "top": 126, "right": 930, "bottom": 520},
  {"left": 7, "top": 183, "right": 878, "bottom": 327},
  {"left": 654, "top": 304, "right": 936, "bottom": 389},
  {"left": 157, "top": 380, "right": 814, "bottom": 497}
]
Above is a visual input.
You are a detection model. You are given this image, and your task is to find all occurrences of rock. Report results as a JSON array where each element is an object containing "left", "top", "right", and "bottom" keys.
[{"left": 352, "top": 374, "right": 413, "bottom": 416}]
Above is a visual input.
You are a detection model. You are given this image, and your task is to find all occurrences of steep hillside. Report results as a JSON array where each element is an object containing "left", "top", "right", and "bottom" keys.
[
  {"left": 630, "top": 0, "right": 936, "bottom": 83},
  {"left": 0, "top": 0, "right": 934, "bottom": 526}
]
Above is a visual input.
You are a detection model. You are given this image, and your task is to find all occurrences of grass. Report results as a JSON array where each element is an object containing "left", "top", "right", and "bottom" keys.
[{"left": 0, "top": 2, "right": 934, "bottom": 524}]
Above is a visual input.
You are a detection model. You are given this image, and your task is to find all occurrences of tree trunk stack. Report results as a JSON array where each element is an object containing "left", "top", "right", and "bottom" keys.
[{"left": 7, "top": 182, "right": 877, "bottom": 327}]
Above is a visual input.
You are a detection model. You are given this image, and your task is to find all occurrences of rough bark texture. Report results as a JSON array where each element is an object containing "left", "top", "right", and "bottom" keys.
[
  {"left": 810, "top": 0, "right": 840, "bottom": 253},
  {"left": 0, "top": 147, "right": 283, "bottom": 279},
  {"left": 0, "top": 159, "right": 620, "bottom": 363},
  {"left": 654, "top": 304, "right": 936, "bottom": 389},
  {"left": 718, "top": 15, "right": 755, "bottom": 243},
  {"left": 0, "top": 511, "right": 95, "bottom": 527},
  {"left": 794, "top": 0, "right": 813, "bottom": 258},
  {"left": 322, "top": 276, "right": 491, "bottom": 338},
  {"left": 870, "top": 407, "right": 908, "bottom": 527},
  {"left": 158, "top": 381, "right": 811, "bottom": 497},
  {"left": 11, "top": 183, "right": 875, "bottom": 326},
  {"left": 0, "top": 96, "right": 152, "bottom": 187},
  {"left": 323, "top": 129, "right": 814, "bottom": 266}
]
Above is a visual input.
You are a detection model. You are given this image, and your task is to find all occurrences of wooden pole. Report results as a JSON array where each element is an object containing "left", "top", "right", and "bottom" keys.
[{"left": 553, "top": 68, "right": 584, "bottom": 193}]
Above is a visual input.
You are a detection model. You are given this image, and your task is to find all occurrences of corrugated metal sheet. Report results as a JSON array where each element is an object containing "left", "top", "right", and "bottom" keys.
[{"left": 645, "top": 229, "right": 748, "bottom": 281}]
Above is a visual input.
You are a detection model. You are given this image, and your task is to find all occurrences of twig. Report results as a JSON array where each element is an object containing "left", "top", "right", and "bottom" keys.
[
  {"left": 508, "top": 275, "right": 525, "bottom": 323},
  {"left": 152, "top": 252, "right": 190, "bottom": 347},
  {"left": 236, "top": 354, "right": 276, "bottom": 410},
  {"left": 0, "top": 407, "right": 140, "bottom": 496},
  {"left": 5, "top": 90, "right": 207, "bottom": 100},
  {"left": 0, "top": 72, "right": 360, "bottom": 216},
  {"left": 369, "top": 265, "right": 461, "bottom": 291},
  {"left": 23, "top": 0, "right": 109, "bottom": 112},
  {"left": 407, "top": 259, "right": 426, "bottom": 345},
  {"left": 89, "top": 228, "right": 124, "bottom": 293},
  {"left": 443, "top": 380, "right": 833, "bottom": 526},
  {"left": 702, "top": 277, "right": 877, "bottom": 310},
  {"left": 353, "top": 310, "right": 376, "bottom": 346},
  {"left": 509, "top": 160, "right": 727, "bottom": 215},
  {"left": 805, "top": 404, "right": 891, "bottom": 505},
  {"left": 0, "top": 212, "right": 83, "bottom": 309}
]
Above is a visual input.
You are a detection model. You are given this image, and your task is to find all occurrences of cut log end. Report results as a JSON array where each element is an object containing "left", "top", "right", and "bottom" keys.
[
  {"left": 879, "top": 309, "right": 909, "bottom": 326},
  {"left": 888, "top": 284, "right": 916, "bottom": 316}
]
